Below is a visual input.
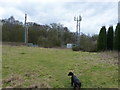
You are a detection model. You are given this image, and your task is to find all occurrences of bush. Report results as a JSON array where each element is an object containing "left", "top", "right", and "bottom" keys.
[
  {"left": 72, "top": 46, "right": 80, "bottom": 51},
  {"left": 79, "top": 33, "right": 98, "bottom": 52}
]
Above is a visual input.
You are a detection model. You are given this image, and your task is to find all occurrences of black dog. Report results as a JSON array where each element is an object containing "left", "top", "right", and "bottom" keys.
[{"left": 68, "top": 72, "right": 81, "bottom": 90}]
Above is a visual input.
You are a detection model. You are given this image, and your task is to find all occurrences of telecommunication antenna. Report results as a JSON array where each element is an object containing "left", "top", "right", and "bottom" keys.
[
  {"left": 74, "top": 15, "right": 82, "bottom": 46},
  {"left": 24, "top": 14, "right": 28, "bottom": 44}
]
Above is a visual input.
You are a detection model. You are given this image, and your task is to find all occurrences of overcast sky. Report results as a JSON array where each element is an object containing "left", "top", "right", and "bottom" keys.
[{"left": 0, "top": 0, "right": 119, "bottom": 35}]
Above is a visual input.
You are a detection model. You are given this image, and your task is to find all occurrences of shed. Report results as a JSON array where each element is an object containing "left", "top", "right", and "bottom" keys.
[{"left": 67, "top": 43, "right": 73, "bottom": 48}]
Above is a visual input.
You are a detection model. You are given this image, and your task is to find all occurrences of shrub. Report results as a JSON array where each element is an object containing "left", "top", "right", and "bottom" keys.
[
  {"left": 72, "top": 46, "right": 80, "bottom": 51},
  {"left": 79, "top": 33, "right": 98, "bottom": 52}
]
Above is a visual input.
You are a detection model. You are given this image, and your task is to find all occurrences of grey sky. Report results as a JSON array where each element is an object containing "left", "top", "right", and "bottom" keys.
[{"left": 0, "top": 0, "right": 118, "bottom": 35}]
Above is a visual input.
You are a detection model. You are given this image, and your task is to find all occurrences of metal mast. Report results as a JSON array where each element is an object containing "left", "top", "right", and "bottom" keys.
[
  {"left": 24, "top": 14, "right": 28, "bottom": 44},
  {"left": 74, "top": 15, "right": 82, "bottom": 46}
]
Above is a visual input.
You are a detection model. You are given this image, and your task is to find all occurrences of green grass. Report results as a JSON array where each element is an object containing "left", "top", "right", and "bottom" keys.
[{"left": 2, "top": 45, "right": 118, "bottom": 88}]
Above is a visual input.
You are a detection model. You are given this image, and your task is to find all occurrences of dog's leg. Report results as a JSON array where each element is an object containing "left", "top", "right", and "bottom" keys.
[
  {"left": 71, "top": 77, "right": 73, "bottom": 86},
  {"left": 76, "top": 84, "right": 80, "bottom": 90}
]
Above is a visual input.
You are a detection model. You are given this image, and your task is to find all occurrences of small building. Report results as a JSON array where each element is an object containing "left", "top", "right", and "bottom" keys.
[{"left": 66, "top": 43, "right": 73, "bottom": 48}]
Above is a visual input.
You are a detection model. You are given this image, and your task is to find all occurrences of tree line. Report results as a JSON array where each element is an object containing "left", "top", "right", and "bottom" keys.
[
  {"left": 2, "top": 16, "right": 119, "bottom": 52},
  {"left": 97, "top": 23, "right": 120, "bottom": 51},
  {"left": 2, "top": 22, "right": 76, "bottom": 48},
  {"left": 2, "top": 17, "right": 98, "bottom": 51}
]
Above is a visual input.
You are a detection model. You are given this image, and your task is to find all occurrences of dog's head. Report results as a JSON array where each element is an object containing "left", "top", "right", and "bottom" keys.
[{"left": 68, "top": 72, "right": 74, "bottom": 76}]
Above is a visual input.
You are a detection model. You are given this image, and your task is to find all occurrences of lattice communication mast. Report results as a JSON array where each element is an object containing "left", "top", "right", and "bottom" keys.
[{"left": 74, "top": 15, "right": 82, "bottom": 46}]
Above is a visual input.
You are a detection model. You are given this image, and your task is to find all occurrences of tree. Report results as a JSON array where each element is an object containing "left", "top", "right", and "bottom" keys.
[
  {"left": 107, "top": 26, "right": 113, "bottom": 50},
  {"left": 114, "top": 23, "right": 120, "bottom": 50},
  {"left": 118, "top": 23, "right": 120, "bottom": 51},
  {"left": 97, "top": 26, "right": 107, "bottom": 51},
  {"left": 2, "top": 23, "right": 24, "bottom": 42},
  {"left": 114, "top": 23, "right": 120, "bottom": 51}
]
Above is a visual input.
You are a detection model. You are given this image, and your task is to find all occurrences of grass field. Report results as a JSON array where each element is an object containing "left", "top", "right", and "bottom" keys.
[{"left": 2, "top": 45, "right": 118, "bottom": 88}]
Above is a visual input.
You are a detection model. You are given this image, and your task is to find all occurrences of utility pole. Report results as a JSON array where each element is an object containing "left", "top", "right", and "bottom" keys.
[
  {"left": 74, "top": 15, "right": 82, "bottom": 46},
  {"left": 24, "top": 14, "right": 28, "bottom": 44},
  {"left": 0, "top": 21, "right": 3, "bottom": 45},
  {"left": 118, "top": 1, "right": 120, "bottom": 23}
]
